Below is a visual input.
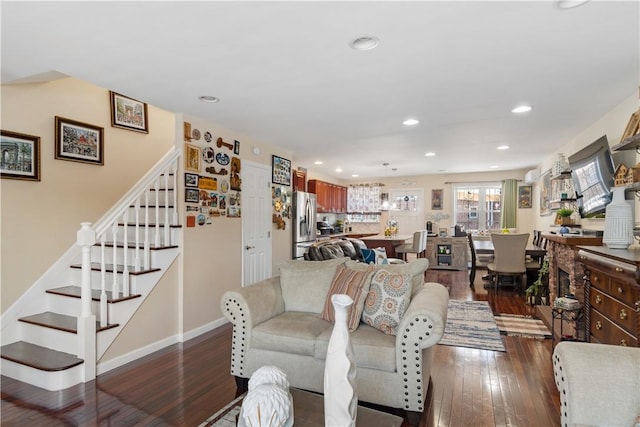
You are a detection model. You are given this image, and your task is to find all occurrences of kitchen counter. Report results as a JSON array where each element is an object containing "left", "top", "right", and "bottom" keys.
[{"left": 360, "top": 234, "right": 412, "bottom": 258}]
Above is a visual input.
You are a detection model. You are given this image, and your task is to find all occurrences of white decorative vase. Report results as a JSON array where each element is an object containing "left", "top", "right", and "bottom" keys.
[
  {"left": 603, "top": 187, "right": 633, "bottom": 249},
  {"left": 324, "top": 294, "right": 357, "bottom": 427}
]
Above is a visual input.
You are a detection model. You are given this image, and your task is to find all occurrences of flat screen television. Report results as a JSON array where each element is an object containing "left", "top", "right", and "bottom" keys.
[{"left": 568, "top": 135, "right": 615, "bottom": 217}]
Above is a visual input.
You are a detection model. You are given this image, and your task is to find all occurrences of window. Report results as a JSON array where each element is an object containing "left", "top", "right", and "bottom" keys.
[{"left": 453, "top": 184, "right": 501, "bottom": 231}]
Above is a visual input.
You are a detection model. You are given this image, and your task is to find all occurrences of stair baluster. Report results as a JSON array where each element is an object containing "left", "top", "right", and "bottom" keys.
[
  {"left": 163, "top": 169, "right": 170, "bottom": 246},
  {"left": 154, "top": 178, "right": 161, "bottom": 247},
  {"left": 122, "top": 210, "right": 130, "bottom": 297},
  {"left": 171, "top": 162, "right": 178, "bottom": 225},
  {"left": 100, "top": 234, "right": 107, "bottom": 327},
  {"left": 111, "top": 222, "right": 119, "bottom": 300},
  {"left": 134, "top": 199, "right": 141, "bottom": 272},
  {"left": 144, "top": 189, "right": 150, "bottom": 270}
]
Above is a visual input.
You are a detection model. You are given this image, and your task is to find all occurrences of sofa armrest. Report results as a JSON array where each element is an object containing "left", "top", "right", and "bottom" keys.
[
  {"left": 553, "top": 341, "right": 640, "bottom": 427},
  {"left": 220, "top": 276, "right": 285, "bottom": 378},
  {"left": 394, "top": 282, "right": 449, "bottom": 413}
]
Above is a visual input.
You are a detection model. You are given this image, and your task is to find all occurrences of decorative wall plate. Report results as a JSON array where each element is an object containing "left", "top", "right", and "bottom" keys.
[
  {"left": 216, "top": 152, "right": 230, "bottom": 165},
  {"left": 192, "top": 129, "right": 201, "bottom": 140},
  {"left": 204, "top": 131, "right": 212, "bottom": 143},
  {"left": 220, "top": 180, "right": 229, "bottom": 193},
  {"left": 202, "top": 147, "right": 215, "bottom": 163}
]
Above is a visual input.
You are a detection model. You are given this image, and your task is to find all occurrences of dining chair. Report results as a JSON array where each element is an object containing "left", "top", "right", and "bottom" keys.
[
  {"left": 395, "top": 230, "right": 428, "bottom": 261},
  {"left": 467, "top": 233, "right": 492, "bottom": 286},
  {"left": 487, "top": 233, "right": 530, "bottom": 292}
]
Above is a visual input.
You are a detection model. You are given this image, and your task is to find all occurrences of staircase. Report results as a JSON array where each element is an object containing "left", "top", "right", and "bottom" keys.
[{"left": 1, "top": 149, "right": 181, "bottom": 391}]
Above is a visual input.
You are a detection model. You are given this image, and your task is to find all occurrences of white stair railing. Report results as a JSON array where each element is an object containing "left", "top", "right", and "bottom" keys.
[{"left": 79, "top": 148, "right": 180, "bottom": 331}]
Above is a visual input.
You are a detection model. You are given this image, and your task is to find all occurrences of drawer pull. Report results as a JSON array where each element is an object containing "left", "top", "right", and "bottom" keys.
[
  {"left": 618, "top": 287, "right": 624, "bottom": 294},
  {"left": 620, "top": 309, "right": 628, "bottom": 320},
  {"left": 595, "top": 294, "right": 602, "bottom": 304},
  {"left": 615, "top": 267, "right": 623, "bottom": 273},
  {"left": 620, "top": 339, "right": 627, "bottom": 347},
  {"left": 592, "top": 275, "right": 599, "bottom": 283},
  {"left": 595, "top": 320, "right": 602, "bottom": 330}
]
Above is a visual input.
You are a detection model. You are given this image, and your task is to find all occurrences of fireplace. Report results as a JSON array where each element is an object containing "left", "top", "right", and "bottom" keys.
[{"left": 557, "top": 267, "right": 571, "bottom": 298}]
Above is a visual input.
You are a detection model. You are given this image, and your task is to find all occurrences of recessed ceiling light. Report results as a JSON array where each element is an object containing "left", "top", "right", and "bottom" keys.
[
  {"left": 511, "top": 105, "right": 532, "bottom": 113},
  {"left": 349, "top": 36, "right": 379, "bottom": 51},
  {"left": 555, "top": 0, "right": 590, "bottom": 9},
  {"left": 403, "top": 118, "right": 420, "bottom": 126},
  {"left": 351, "top": 174, "right": 359, "bottom": 178},
  {"left": 490, "top": 165, "right": 499, "bottom": 169},
  {"left": 425, "top": 152, "right": 436, "bottom": 157},
  {"left": 335, "top": 168, "right": 343, "bottom": 173},
  {"left": 497, "top": 145, "right": 510, "bottom": 150},
  {"left": 198, "top": 95, "right": 220, "bottom": 103},
  {"left": 314, "top": 161, "right": 323, "bottom": 165}
]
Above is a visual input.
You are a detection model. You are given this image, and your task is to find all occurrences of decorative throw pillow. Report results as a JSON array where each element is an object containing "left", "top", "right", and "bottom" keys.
[
  {"left": 321, "top": 265, "right": 374, "bottom": 331},
  {"left": 373, "top": 247, "right": 388, "bottom": 264},
  {"left": 361, "top": 248, "right": 376, "bottom": 264},
  {"left": 362, "top": 269, "right": 412, "bottom": 335}
]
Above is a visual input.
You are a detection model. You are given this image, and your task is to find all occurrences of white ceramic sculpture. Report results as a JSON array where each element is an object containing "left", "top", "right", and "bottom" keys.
[
  {"left": 324, "top": 294, "right": 357, "bottom": 427},
  {"left": 239, "top": 365, "right": 293, "bottom": 427},
  {"left": 603, "top": 187, "right": 633, "bottom": 249}
]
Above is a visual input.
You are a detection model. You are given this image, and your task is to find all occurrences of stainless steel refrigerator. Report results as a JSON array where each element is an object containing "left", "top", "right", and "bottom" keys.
[{"left": 292, "top": 191, "right": 317, "bottom": 259}]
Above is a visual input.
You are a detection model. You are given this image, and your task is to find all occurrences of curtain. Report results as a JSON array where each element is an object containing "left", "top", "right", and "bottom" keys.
[
  {"left": 500, "top": 179, "right": 518, "bottom": 228},
  {"left": 347, "top": 184, "right": 382, "bottom": 213}
]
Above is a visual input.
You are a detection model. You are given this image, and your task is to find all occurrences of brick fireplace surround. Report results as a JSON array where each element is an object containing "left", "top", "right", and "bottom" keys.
[{"left": 543, "top": 232, "right": 603, "bottom": 304}]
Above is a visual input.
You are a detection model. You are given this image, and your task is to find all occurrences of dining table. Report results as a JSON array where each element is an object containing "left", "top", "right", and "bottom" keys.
[
  {"left": 474, "top": 239, "right": 547, "bottom": 259},
  {"left": 360, "top": 234, "right": 412, "bottom": 258}
]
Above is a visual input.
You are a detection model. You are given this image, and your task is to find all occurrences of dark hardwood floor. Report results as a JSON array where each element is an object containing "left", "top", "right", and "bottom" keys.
[{"left": 1, "top": 269, "right": 560, "bottom": 426}]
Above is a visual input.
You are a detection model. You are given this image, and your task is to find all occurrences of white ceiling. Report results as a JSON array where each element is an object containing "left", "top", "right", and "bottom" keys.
[{"left": 2, "top": 1, "right": 638, "bottom": 181}]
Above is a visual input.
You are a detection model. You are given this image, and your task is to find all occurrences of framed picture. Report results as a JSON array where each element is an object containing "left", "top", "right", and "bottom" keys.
[
  {"left": 185, "top": 172, "right": 199, "bottom": 188},
  {"left": 272, "top": 155, "right": 291, "bottom": 186},
  {"left": 0, "top": 130, "right": 41, "bottom": 181},
  {"left": 185, "top": 188, "right": 199, "bottom": 203},
  {"left": 431, "top": 189, "right": 443, "bottom": 210},
  {"left": 55, "top": 116, "right": 104, "bottom": 165},
  {"left": 540, "top": 169, "right": 552, "bottom": 216},
  {"left": 110, "top": 91, "right": 149, "bottom": 133},
  {"left": 184, "top": 143, "right": 201, "bottom": 172},
  {"left": 519, "top": 185, "right": 533, "bottom": 208}
]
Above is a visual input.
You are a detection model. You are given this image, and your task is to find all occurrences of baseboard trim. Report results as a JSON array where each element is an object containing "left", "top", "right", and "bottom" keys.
[{"left": 96, "top": 317, "right": 228, "bottom": 376}]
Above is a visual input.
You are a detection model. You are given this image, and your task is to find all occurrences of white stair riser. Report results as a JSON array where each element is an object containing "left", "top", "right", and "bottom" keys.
[
  {"left": 89, "top": 246, "right": 158, "bottom": 269},
  {"left": 104, "top": 226, "right": 179, "bottom": 247},
  {"left": 138, "top": 191, "right": 176, "bottom": 205},
  {"left": 19, "top": 322, "right": 78, "bottom": 354},
  {"left": 126, "top": 206, "right": 175, "bottom": 220},
  {"left": 1, "top": 358, "right": 84, "bottom": 391}
]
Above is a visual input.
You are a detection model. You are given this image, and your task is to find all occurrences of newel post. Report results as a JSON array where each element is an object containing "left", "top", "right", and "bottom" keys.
[{"left": 76, "top": 222, "right": 97, "bottom": 381}]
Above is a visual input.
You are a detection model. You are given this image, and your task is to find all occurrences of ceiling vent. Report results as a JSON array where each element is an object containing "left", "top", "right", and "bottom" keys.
[{"left": 524, "top": 168, "right": 541, "bottom": 184}]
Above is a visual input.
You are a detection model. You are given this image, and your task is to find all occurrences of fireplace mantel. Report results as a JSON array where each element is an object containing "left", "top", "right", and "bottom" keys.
[{"left": 542, "top": 232, "right": 603, "bottom": 304}]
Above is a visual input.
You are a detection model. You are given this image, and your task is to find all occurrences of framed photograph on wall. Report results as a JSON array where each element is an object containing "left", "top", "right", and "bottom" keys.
[
  {"left": 55, "top": 116, "right": 104, "bottom": 165},
  {"left": 518, "top": 185, "right": 532, "bottom": 208},
  {"left": 272, "top": 155, "right": 291, "bottom": 186},
  {"left": 0, "top": 130, "right": 41, "bottom": 181},
  {"left": 185, "top": 188, "right": 199, "bottom": 203},
  {"left": 110, "top": 91, "right": 149, "bottom": 133},
  {"left": 540, "top": 169, "right": 552, "bottom": 216},
  {"left": 431, "top": 189, "right": 443, "bottom": 210},
  {"left": 185, "top": 172, "right": 199, "bottom": 188},
  {"left": 184, "top": 143, "right": 201, "bottom": 173}
]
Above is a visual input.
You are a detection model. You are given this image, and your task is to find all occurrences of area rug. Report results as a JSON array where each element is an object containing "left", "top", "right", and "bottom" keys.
[
  {"left": 199, "top": 393, "right": 244, "bottom": 427},
  {"left": 439, "top": 300, "right": 506, "bottom": 352},
  {"left": 494, "top": 314, "right": 552, "bottom": 339}
]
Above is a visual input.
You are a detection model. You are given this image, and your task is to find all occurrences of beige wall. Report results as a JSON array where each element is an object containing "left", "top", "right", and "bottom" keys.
[
  {"left": 179, "top": 115, "right": 293, "bottom": 330},
  {"left": 1, "top": 78, "right": 175, "bottom": 312},
  {"left": 532, "top": 92, "right": 639, "bottom": 234}
]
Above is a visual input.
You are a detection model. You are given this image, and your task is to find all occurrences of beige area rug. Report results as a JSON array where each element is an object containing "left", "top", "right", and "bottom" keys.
[
  {"left": 494, "top": 314, "right": 552, "bottom": 339},
  {"left": 199, "top": 393, "right": 244, "bottom": 427}
]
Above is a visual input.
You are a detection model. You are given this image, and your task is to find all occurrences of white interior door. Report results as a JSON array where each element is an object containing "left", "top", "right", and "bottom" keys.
[
  {"left": 242, "top": 161, "right": 272, "bottom": 286},
  {"left": 389, "top": 188, "right": 425, "bottom": 235}
]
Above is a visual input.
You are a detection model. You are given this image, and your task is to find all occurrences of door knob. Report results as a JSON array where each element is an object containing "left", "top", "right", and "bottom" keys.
[{"left": 245, "top": 245, "right": 255, "bottom": 250}]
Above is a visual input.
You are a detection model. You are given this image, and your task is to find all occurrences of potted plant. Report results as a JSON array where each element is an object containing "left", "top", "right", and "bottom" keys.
[
  {"left": 526, "top": 257, "right": 549, "bottom": 306},
  {"left": 556, "top": 207, "right": 574, "bottom": 225}
]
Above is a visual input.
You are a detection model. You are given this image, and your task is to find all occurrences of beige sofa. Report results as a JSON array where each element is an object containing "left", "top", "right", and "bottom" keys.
[
  {"left": 221, "top": 257, "right": 449, "bottom": 424},
  {"left": 552, "top": 341, "right": 640, "bottom": 427}
]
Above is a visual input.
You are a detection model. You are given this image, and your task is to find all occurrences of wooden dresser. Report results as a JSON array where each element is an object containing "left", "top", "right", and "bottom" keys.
[{"left": 578, "top": 246, "right": 640, "bottom": 347}]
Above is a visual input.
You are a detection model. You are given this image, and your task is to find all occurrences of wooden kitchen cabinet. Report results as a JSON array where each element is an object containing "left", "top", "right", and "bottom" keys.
[
  {"left": 578, "top": 246, "right": 640, "bottom": 347},
  {"left": 293, "top": 169, "right": 306, "bottom": 192},
  {"left": 308, "top": 179, "right": 347, "bottom": 213}
]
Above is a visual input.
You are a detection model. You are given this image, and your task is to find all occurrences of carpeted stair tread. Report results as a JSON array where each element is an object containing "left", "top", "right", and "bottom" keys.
[
  {"left": 46, "top": 286, "right": 141, "bottom": 303},
  {"left": 19, "top": 311, "right": 118, "bottom": 333},
  {"left": 1, "top": 341, "right": 83, "bottom": 371}
]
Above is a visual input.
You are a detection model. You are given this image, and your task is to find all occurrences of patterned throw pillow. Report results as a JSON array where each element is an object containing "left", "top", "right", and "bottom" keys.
[
  {"left": 321, "top": 265, "right": 374, "bottom": 331},
  {"left": 362, "top": 269, "right": 412, "bottom": 335}
]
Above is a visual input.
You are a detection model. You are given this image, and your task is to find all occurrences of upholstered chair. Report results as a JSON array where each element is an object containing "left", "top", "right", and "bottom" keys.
[
  {"left": 395, "top": 230, "right": 428, "bottom": 261},
  {"left": 487, "top": 233, "right": 529, "bottom": 291}
]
